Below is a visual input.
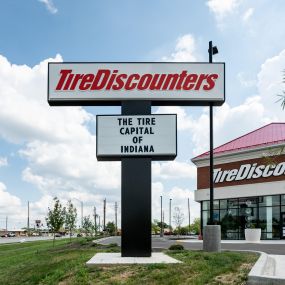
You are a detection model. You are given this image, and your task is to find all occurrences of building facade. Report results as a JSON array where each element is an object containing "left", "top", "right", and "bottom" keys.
[{"left": 192, "top": 123, "right": 285, "bottom": 240}]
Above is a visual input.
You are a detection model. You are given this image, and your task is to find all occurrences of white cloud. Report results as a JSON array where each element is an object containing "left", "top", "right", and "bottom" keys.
[
  {"left": 155, "top": 106, "right": 193, "bottom": 131},
  {"left": 0, "top": 182, "right": 23, "bottom": 229},
  {"left": 162, "top": 34, "right": 198, "bottom": 62},
  {"left": 207, "top": 0, "right": 242, "bottom": 20},
  {"left": 0, "top": 54, "right": 93, "bottom": 144},
  {"left": 153, "top": 161, "right": 196, "bottom": 180},
  {"left": 0, "top": 157, "right": 8, "bottom": 167},
  {"left": 237, "top": 72, "right": 257, "bottom": 88},
  {"left": 38, "top": 0, "right": 58, "bottom": 14},
  {"left": 258, "top": 48, "right": 285, "bottom": 120},
  {"left": 242, "top": 7, "right": 254, "bottom": 23}
]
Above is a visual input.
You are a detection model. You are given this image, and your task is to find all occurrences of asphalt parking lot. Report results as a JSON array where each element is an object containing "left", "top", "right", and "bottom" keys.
[{"left": 96, "top": 236, "right": 285, "bottom": 255}]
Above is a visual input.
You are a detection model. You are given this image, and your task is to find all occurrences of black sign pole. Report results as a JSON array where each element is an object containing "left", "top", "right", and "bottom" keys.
[
  {"left": 121, "top": 100, "right": 152, "bottom": 257},
  {"left": 209, "top": 41, "right": 214, "bottom": 225}
]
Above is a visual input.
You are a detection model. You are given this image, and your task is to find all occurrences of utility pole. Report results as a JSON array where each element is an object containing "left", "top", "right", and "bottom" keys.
[
  {"left": 160, "top": 196, "right": 163, "bottom": 237},
  {"left": 98, "top": 215, "right": 101, "bottom": 233},
  {"left": 115, "top": 202, "right": 118, "bottom": 236},
  {"left": 74, "top": 198, "right": 83, "bottom": 229},
  {"left": 27, "top": 201, "right": 30, "bottom": 236},
  {"left": 5, "top": 216, "right": 8, "bottom": 233},
  {"left": 81, "top": 201, "right": 83, "bottom": 229},
  {"left": 103, "top": 198, "right": 106, "bottom": 231},
  {"left": 169, "top": 198, "right": 172, "bottom": 232},
  {"left": 188, "top": 198, "right": 191, "bottom": 234},
  {"left": 93, "top": 206, "right": 97, "bottom": 236}
]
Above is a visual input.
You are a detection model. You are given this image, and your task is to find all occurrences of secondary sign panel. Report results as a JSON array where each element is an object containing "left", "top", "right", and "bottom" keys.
[
  {"left": 96, "top": 114, "right": 177, "bottom": 161},
  {"left": 48, "top": 62, "right": 225, "bottom": 106}
]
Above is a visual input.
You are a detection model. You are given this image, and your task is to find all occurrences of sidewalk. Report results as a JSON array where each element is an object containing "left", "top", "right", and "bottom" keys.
[{"left": 177, "top": 239, "right": 285, "bottom": 244}]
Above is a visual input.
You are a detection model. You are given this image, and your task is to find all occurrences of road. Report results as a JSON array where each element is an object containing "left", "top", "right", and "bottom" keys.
[
  {"left": 95, "top": 236, "right": 285, "bottom": 255},
  {"left": 0, "top": 236, "right": 69, "bottom": 244}
]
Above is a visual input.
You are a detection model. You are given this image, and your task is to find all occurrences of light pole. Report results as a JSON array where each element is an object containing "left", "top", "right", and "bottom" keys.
[
  {"left": 188, "top": 198, "right": 191, "bottom": 234},
  {"left": 208, "top": 40, "right": 218, "bottom": 225},
  {"left": 93, "top": 206, "right": 97, "bottom": 236},
  {"left": 74, "top": 198, "right": 83, "bottom": 228},
  {"left": 160, "top": 196, "right": 163, "bottom": 237},
  {"left": 169, "top": 198, "right": 172, "bottom": 233},
  {"left": 115, "top": 202, "right": 118, "bottom": 236},
  {"left": 203, "top": 40, "right": 221, "bottom": 253},
  {"left": 27, "top": 201, "right": 30, "bottom": 236}
]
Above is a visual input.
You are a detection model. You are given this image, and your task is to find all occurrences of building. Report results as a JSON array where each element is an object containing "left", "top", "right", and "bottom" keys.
[{"left": 192, "top": 123, "right": 285, "bottom": 240}]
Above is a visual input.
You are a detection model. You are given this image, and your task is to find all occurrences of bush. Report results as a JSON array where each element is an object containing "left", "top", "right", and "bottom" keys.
[{"left": 168, "top": 244, "right": 184, "bottom": 250}]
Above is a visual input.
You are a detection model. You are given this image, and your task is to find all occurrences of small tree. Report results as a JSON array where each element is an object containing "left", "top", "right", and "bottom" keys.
[
  {"left": 65, "top": 200, "right": 77, "bottom": 242},
  {"left": 152, "top": 220, "right": 160, "bottom": 235},
  {"left": 106, "top": 221, "right": 116, "bottom": 236},
  {"left": 190, "top": 218, "right": 201, "bottom": 235},
  {"left": 173, "top": 207, "right": 184, "bottom": 235},
  {"left": 46, "top": 197, "right": 65, "bottom": 246},
  {"left": 82, "top": 215, "right": 93, "bottom": 237}
]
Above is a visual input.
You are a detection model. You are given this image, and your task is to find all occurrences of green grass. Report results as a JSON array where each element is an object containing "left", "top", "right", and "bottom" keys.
[{"left": 0, "top": 238, "right": 258, "bottom": 285}]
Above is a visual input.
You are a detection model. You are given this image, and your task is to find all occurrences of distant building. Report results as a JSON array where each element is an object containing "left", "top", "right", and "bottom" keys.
[{"left": 192, "top": 123, "right": 285, "bottom": 240}]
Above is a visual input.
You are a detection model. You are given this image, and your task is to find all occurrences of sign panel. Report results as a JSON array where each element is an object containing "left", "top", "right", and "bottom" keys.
[
  {"left": 96, "top": 114, "right": 177, "bottom": 160},
  {"left": 48, "top": 62, "right": 225, "bottom": 106}
]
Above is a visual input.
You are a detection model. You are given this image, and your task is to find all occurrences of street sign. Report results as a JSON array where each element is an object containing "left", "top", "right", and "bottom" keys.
[
  {"left": 96, "top": 114, "right": 177, "bottom": 160},
  {"left": 48, "top": 62, "right": 225, "bottom": 106}
]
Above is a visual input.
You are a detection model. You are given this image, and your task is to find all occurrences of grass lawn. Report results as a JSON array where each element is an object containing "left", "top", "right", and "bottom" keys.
[{"left": 0, "top": 238, "right": 258, "bottom": 285}]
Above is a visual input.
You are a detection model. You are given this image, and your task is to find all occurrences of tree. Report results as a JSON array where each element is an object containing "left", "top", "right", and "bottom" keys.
[
  {"left": 46, "top": 197, "right": 66, "bottom": 246},
  {"left": 173, "top": 207, "right": 184, "bottom": 235},
  {"left": 106, "top": 221, "right": 116, "bottom": 236},
  {"left": 65, "top": 200, "right": 77, "bottom": 242},
  {"left": 152, "top": 220, "right": 160, "bottom": 235},
  {"left": 190, "top": 218, "right": 201, "bottom": 235},
  {"left": 82, "top": 215, "right": 93, "bottom": 236},
  {"left": 276, "top": 69, "right": 285, "bottom": 109}
]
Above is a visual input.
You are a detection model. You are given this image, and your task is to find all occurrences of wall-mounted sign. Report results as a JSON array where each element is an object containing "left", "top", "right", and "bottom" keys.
[
  {"left": 48, "top": 62, "right": 225, "bottom": 106},
  {"left": 96, "top": 114, "right": 177, "bottom": 161},
  {"left": 214, "top": 162, "right": 285, "bottom": 183}
]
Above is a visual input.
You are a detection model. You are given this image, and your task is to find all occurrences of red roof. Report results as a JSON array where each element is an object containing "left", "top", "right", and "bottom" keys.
[{"left": 193, "top": 123, "right": 285, "bottom": 160}]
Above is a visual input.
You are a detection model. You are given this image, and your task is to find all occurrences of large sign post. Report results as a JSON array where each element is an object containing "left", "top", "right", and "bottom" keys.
[{"left": 48, "top": 62, "right": 225, "bottom": 257}]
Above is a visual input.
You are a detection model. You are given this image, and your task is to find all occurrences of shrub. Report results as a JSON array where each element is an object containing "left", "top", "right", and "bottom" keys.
[{"left": 168, "top": 244, "right": 184, "bottom": 250}]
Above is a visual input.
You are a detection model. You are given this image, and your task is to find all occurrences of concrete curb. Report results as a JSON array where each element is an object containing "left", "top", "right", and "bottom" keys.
[{"left": 247, "top": 251, "right": 285, "bottom": 285}]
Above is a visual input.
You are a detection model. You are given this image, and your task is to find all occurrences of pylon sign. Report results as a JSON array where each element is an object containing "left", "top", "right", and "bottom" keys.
[
  {"left": 48, "top": 60, "right": 225, "bottom": 258},
  {"left": 48, "top": 62, "right": 225, "bottom": 106},
  {"left": 96, "top": 114, "right": 177, "bottom": 161}
]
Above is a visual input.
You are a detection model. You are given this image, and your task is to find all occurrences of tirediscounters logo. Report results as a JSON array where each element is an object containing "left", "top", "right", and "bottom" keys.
[
  {"left": 214, "top": 162, "right": 285, "bottom": 183},
  {"left": 48, "top": 62, "right": 225, "bottom": 106}
]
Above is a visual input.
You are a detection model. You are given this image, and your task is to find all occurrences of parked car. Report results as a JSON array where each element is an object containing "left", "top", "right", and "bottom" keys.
[
  {"left": 54, "top": 233, "right": 62, "bottom": 237},
  {"left": 0, "top": 234, "right": 8, "bottom": 238},
  {"left": 7, "top": 232, "right": 16, "bottom": 237}
]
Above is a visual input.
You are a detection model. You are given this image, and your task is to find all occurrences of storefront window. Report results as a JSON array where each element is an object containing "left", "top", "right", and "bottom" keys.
[
  {"left": 214, "top": 200, "right": 219, "bottom": 210},
  {"left": 281, "top": 195, "right": 285, "bottom": 205},
  {"left": 227, "top": 199, "right": 238, "bottom": 208},
  {"left": 259, "top": 195, "right": 280, "bottom": 207},
  {"left": 202, "top": 211, "right": 209, "bottom": 227},
  {"left": 220, "top": 199, "right": 227, "bottom": 209},
  {"left": 239, "top": 197, "right": 257, "bottom": 207},
  {"left": 258, "top": 206, "right": 280, "bottom": 239},
  {"left": 202, "top": 195, "right": 283, "bottom": 240},
  {"left": 202, "top": 201, "right": 209, "bottom": 210}
]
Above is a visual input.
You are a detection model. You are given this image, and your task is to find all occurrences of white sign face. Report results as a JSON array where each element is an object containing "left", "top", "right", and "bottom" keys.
[
  {"left": 96, "top": 114, "right": 177, "bottom": 160},
  {"left": 48, "top": 62, "right": 225, "bottom": 106}
]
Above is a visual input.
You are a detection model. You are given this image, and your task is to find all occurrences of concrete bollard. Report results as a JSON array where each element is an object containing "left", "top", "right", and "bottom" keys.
[{"left": 203, "top": 225, "right": 221, "bottom": 252}]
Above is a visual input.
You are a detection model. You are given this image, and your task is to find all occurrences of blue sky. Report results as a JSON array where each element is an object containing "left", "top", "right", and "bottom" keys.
[{"left": 0, "top": 0, "right": 285, "bottom": 229}]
